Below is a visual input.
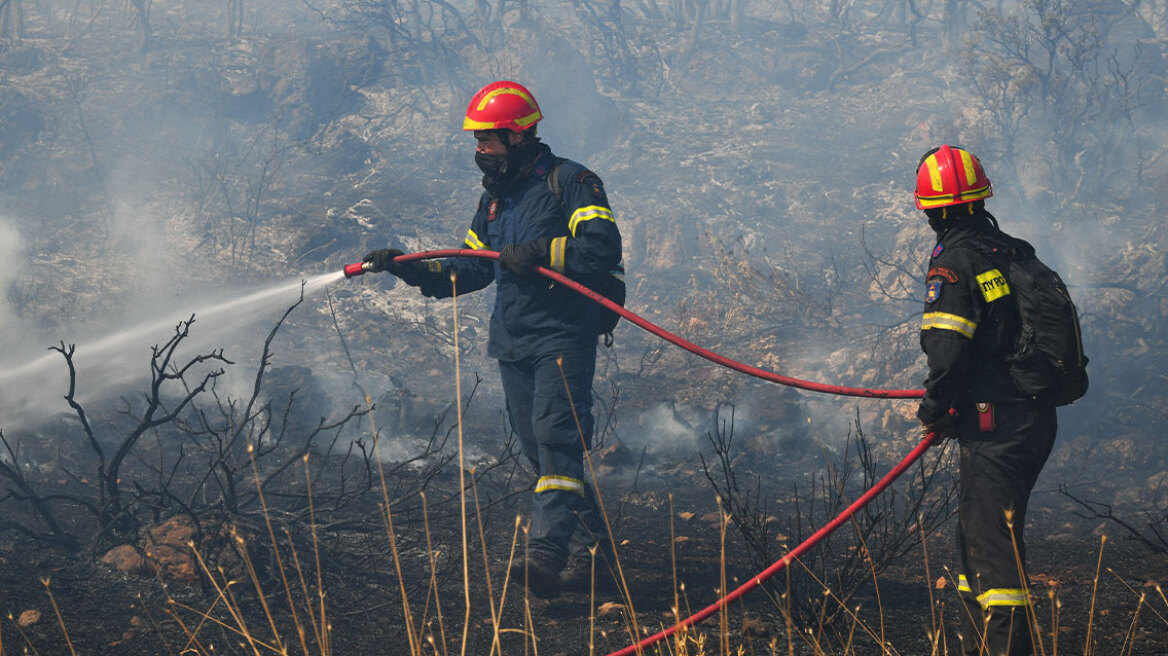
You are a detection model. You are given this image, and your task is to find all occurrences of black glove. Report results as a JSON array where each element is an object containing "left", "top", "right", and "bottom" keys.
[
  {"left": 363, "top": 248, "right": 403, "bottom": 273},
  {"left": 362, "top": 247, "right": 424, "bottom": 276},
  {"left": 920, "top": 413, "right": 957, "bottom": 442},
  {"left": 498, "top": 237, "right": 551, "bottom": 275}
]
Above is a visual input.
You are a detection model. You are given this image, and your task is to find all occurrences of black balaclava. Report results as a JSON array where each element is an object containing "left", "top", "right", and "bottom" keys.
[
  {"left": 924, "top": 200, "right": 995, "bottom": 237},
  {"left": 476, "top": 129, "right": 542, "bottom": 196}
]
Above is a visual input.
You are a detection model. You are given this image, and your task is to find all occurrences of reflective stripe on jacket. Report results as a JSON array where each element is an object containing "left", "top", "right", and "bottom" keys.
[
  {"left": 918, "top": 219, "right": 1030, "bottom": 423},
  {"left": 414, "top": 144, "right": 623, "bottom": 361}
]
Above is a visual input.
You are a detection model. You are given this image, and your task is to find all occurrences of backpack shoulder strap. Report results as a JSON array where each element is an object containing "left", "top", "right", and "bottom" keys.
[{"left": 547, "top": 156, "right": 567, "bottom": 208}]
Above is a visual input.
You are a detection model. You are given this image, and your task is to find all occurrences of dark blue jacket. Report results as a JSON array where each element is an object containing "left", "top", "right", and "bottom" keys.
[
  {"left": 917, "top": 218, "right": 1029, "bottom": 423},
  {"left": 414, "top": 144, "right": 623, "bottom": 361}
]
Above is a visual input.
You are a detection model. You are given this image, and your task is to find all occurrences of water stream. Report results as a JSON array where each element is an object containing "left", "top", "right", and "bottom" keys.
[{"left": 0, "top": 270, "right": 348, "bottom": 430}]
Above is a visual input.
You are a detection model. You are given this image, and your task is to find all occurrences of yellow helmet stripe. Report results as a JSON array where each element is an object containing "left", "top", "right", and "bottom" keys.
[
  {"left": 925, "top": 155, "right": 944, "bottom": 192},
  {"left": 958, "top": 149, "right": 978, "bottom": 186},
  {"left": 916, "top": 185, "right": 992, "bottom": 208},
  {"left": 512, "top": 109, "right": 542, "bottom": 127},
  {"left": 476, "top": 86, "right": 537, "bottom": 112},
  {"left": 922, "top": 312, "right": 977, "bottom": 339},
  {"left": 462, "top": 110, "right": 542, "bottom": 131},
  {"left": 463, "top": 117, "right": 497, "bottom": 130},
  {"left": 568, "top": 205, "right": 615, "bottom": 236},
  {"left": 462, "top": 87, "right": 542, "bottom": 130}
]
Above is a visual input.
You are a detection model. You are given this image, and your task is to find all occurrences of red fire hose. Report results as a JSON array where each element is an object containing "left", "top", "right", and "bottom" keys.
[
  {"left": 346, "top": 249, "right": 925, "bottom": 399},
  {"left": 606, "top": 430, "right": 938, "bottom": 656},
  {"left": 345, "top": 250, "right": 936, "bottom": 655}
]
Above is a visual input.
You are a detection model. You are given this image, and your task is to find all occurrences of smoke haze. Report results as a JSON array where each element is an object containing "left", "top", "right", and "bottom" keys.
[{"left": 0, "top": 0, "right": 1163, "bottom": 498}]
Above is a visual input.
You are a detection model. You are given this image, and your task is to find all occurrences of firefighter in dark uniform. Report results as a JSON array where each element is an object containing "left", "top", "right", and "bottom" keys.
[
  {"left": 362, "top": 81, "right": 624, "bottom": 598},
  {"left": 915, "top": 145, "right": 1057, "bottom": 655}
]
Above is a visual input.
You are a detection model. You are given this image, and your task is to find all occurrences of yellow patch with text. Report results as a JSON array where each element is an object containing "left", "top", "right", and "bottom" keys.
[{"left": 976, "top": 269, "right": 1011, "bottom": 302}]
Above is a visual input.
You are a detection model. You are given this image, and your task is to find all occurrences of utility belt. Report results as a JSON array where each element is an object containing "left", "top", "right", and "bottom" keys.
[{"left": 954, "top": 398, "right": 1050, "bottom": 434}]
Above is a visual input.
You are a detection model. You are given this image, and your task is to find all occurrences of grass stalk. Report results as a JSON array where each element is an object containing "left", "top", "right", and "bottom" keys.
[
  {"left": 1004, "top": 509, "right": 1044, "bottom": 656},
  {"left": 167, "top": 591, "right": 221, "bottom": 654},
  {"left": 848, "top": 521, "right": 886, "bottom": 654},
  {"left": 246, "top": 443, "right": 306, "bottom": 655},
  {"left": 1084, "top": 535, "right": 1107, "bottom": 656},
  {"left": 555, "top": 356, "right": 640, "bottom": 647},
  {"left": 1120, "top": 592, "right": 1145, "bottom": 656},
  {"left": 420, "top": 492, "right": 451, "bottom": 656},
  {"left": 380, "top": 496, "right": 421, "bottom": 655},
  {"left": 450, "top": 271, "right": 474, "bottom": 656},
  {"left": 166, "top": 596, "right": 278, "bottom": 653},
  {"left": 39, "top": 578, "right": 77, "bottom": 656},
  {"left": 490, "top": 515, "right": 524, "bottom": 656},
  {"left": 282, "top": 524, "right": 328, "bottom": 652},
  {"left": 136, "top": 593, "right": 178, "bottom": 656},
  {"left": 670, "top": 493, "right": 685, "bottom": 656},
  {"left": 520, "top": 525, "right": 537, "bottom": 656},
  {"left": 302, "top": 454, "right": 330, "bottom": 656},
  {"left": 1106, "top": 567, "right": 1168, "bottom": 627},
  {"left": 717, "top": 497, "right": 729, "bottom": 656},
  {"left": 368, "top": 371, "right": 419, "bottom": 653},
  {"left": 587, "top": 544, "right": 598, "bottom": 656},
  {"left": 783, "top": 570, "right": 794, "bottom": 656},
  {"left": 187, "top": 544, "right": 265, "bottom": 654},
  {"left": 471, "top": 472, "right": 506, "bottom": 656},
  {"left": 918, "top": 516, "right": 941, "bottom": 656},
  {"left": 229, "top": 536, "right": 282, "bottom": 652}
]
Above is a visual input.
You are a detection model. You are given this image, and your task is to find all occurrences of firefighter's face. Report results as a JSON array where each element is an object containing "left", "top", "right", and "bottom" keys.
[{"left": 474, "top": 130, "right": 521, "bottom": 156}]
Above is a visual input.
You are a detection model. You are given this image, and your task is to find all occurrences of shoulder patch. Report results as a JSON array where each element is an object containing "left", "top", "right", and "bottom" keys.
[
  {"left": 925, "top": 279, "right": 943, "bottom": 304},
  {"left": 576, "top": 170, "right": 606, "bottom": 199},
  {"left": 932, "top": 242, "right": 944, "bottom": 258},
  {"left": 927, "top": 266, "right": 959, "bottom": 283},
  {"left": 975, "top": 268, "right": 1011, "bottom": 302}
]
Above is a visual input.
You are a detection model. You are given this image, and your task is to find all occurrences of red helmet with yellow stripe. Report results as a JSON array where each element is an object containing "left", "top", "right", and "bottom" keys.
[
  {"left": 462, "top": 80, "right": 542, "bottom": 132},
  {"left": 915, "top": 145, "right": 993, "bottom": 210}
]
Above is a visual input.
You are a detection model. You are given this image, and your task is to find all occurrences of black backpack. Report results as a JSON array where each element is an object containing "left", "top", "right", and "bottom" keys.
[
  {"left": 983, "top": 241, "right": 1089, "bottom": 406},
  {"left": 547, "top": 158, "right": 626, "bottom": 345}
]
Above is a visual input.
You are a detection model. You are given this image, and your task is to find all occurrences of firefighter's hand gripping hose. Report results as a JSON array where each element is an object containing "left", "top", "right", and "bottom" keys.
[{"left": 344, "top": 250, "right": 936, "bottom": 656}]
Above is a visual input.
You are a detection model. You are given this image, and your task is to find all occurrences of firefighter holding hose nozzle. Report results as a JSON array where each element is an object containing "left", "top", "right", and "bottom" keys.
[
  {"left": 361, "top": 81, "right": 624, "bottom": 599},
  {"left": 914, "top": 145, "right": 1087, "bottom": 655}
]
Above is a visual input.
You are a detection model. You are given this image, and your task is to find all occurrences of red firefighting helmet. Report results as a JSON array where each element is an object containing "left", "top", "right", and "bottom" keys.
[
  {"left": 462, "top": 80, "right": 542, "bottom": 132},
  {"left": 914, "top": 145, "right": 993, "bottom": 210}
]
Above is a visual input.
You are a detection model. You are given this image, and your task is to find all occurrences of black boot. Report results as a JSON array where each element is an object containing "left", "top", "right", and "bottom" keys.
[
  {"left": 560, "top": 546, "right": 621, "bottom": 595},
  {"left": 510, "top": 551, "right": 564, "bottom": 599}
]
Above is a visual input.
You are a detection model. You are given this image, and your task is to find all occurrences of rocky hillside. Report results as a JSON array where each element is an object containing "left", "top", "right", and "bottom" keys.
[{"left": 1, "top": 0, "right": 1165, "bottom": 503}]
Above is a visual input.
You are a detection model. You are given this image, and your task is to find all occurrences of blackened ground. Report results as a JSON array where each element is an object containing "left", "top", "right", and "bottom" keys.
[{"left": 2, "top": 469, "right": 1166, "bottom": 656}]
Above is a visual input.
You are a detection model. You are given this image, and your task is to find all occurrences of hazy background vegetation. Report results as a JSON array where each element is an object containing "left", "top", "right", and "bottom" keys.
[{"left": 1, "top": 0, "right": 1166, "bottom": 567}]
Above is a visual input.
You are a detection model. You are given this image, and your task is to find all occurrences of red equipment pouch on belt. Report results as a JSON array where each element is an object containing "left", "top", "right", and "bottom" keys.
[{"left": 976, "top": 402, "right": 995, "bottom": 432}]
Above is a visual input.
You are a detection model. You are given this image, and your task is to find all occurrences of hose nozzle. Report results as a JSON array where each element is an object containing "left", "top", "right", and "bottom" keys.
[{"left": 343, "top": 262, "right": 372, "bottom": 278}]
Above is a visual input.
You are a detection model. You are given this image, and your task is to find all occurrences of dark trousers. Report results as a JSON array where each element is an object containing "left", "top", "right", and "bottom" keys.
[
  {"left": 498, "top": 346, "right": 607, "bottom": 564},
  {"left": 954, "top": 401, "right": 1057, "bottom": 656}
]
